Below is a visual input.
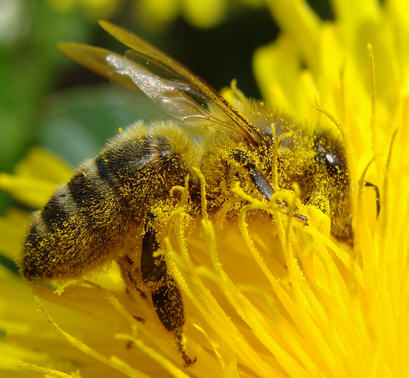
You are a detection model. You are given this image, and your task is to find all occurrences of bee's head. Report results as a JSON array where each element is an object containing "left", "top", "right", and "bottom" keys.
[
  {"left": 219, "top": 97, "right": 354, "bottom": 243},
  {"left": 234, "top": 107, "right": 353, "bottom": 243}
]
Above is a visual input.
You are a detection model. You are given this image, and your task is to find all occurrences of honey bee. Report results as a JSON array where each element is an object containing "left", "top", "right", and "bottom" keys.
[{"left": 21, "top": 21, "right": 352, "bottom": 366}]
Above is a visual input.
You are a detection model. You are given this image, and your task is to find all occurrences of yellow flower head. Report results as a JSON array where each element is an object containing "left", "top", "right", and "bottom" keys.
[{"left": 1, "top": 1, "right": 409, "bottom": 377}]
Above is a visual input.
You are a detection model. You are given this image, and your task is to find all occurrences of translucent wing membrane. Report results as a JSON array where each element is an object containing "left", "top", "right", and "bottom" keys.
[
  {"left": 57, "top": 44, "right": 141, "bottom": 92},
  {"left": 58, "top": 21, "right": 262, "bottom": 144},
  {"left": 106, "top": 51, "right": 228, "bottom": 128}
]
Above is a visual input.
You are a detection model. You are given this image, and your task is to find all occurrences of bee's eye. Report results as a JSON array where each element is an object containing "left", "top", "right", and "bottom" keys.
[{"left": 314, "top": 141, "right": 346, "bottom": 177}]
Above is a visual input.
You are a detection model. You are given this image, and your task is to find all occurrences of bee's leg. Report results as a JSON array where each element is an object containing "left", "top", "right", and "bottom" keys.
[
  {"left": 230, "top": 149, "right": 274, "bottom": 200},
  {"left": 230, "top": 149, "right": 309, "bottom": 225},
  {"left": 141, "top": 220, "right": 195, "bottom": 367}
]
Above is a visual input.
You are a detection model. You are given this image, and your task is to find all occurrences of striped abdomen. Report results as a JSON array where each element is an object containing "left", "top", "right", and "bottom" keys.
[
  {"left": 21, "top": 155, "right": 134, "bottom": 280},
  {"left": 21, "top": 125, "right": 193, "bottom": 281}
]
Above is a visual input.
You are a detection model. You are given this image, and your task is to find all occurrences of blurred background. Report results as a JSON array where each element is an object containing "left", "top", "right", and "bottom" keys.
[{"left": 0, "top": 0, "right": 332, "bottom": 215}]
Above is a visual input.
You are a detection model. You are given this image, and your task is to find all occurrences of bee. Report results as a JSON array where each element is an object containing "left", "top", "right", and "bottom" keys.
[{"left": 20, "top": 21, "right": 352, "bottom": 366}]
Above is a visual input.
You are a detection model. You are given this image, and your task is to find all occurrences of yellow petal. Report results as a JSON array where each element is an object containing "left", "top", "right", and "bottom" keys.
[
  {"left": 266, "top": 0, "right": 321, "bottom": 71},
  {"left": 0, "top": 209, "right": 31, "bottom": 262},
  {"left": 0, "top": 148, "right": 72, "bottom": 209}
]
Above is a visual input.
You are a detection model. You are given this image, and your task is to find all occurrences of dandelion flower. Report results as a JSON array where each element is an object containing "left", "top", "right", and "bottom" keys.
[{"left": 1, "top": 0, "right": 409, "bottom": 377}]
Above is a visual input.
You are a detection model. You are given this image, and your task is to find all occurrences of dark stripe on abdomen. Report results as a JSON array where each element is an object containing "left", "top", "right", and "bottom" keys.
[
  {"left": 41, "top": 194, "right": 70, "bottom": 230},
  {"left": 96, "top": 156, "right": 117, "bottom": 188},
  {"left": 103, "top": 137, "right": 147, "bottom": 185},
  {"left": 68, "top": 171, "right": 102, "bottom": 209}
]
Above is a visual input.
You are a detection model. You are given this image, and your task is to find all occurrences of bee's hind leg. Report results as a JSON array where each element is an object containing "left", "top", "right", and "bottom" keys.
[{"left": 141, "top": 217, "right": 195, "bottom": 366}]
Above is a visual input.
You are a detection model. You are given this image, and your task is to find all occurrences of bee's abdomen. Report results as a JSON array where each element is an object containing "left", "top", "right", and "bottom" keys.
[
  {"left": 21, "top": 125, "right": 194, "bottom": 281},
  {"left": 21, "top": 158, "right": 133, "bottom": 281}
]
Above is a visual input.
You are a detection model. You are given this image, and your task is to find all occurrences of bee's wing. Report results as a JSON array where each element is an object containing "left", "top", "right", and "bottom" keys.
[
  {"left": 58, "top": 21, "right": 262, "bottom": 144},
  {"left": 57, "top": 44, "right": 141, "bottom": 92}
]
